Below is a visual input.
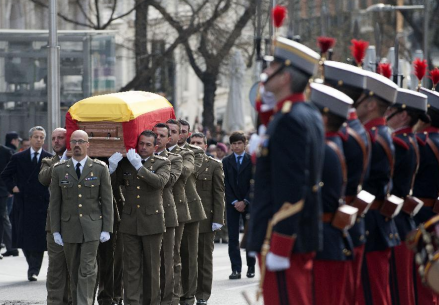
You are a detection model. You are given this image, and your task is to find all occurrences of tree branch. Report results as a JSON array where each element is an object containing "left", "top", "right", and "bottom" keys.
[
  {"left": 101, "top": 0, "right": 118, "bottom": 29},
  {"left": 75, "top": 0, "right": 96, "bottom": 27},
  {"left": 184, "top": 41, "right": 204, "bottom": 79},
  {"left": 95, "top": 0, "right": 101, "bottom": 28}
]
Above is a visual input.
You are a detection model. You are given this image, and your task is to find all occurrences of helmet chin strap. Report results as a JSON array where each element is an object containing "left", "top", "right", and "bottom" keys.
[
  {"left": 260, "top": 63, "right": 286, "bottom": 85},
  {"left": 386, "top": 108, "right": 404, "bottom": 123}
]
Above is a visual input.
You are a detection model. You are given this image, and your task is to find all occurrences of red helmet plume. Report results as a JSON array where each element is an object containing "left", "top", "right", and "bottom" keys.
[
  {"left": 378, "top": 63, "right": 392, "bottom": 79},
  {"left": 317, "top": 36, "right": 336, "bottom": 55},
  {"left": 413, "top": 58, "right": 427, "bottom": 82},
  {"left": 350, "top": 39, "right": 369, "bottom": 66},
  {"left": 272, "top": 5, "right": 287, "bottom": 28},
  {"left": 429, "top": 68, "right": 439, "bottom": 89}
]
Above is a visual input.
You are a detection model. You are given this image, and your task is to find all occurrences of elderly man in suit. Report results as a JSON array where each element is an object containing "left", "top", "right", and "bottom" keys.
[
  {"left": 1, "top": 126, "right": 52, "bottom": 281},
  {"left": 222, "top": 131, "right": 255, "bottom": 280},
  {"left": 50, "top": 130, "right": 113, "bottom": 305}
]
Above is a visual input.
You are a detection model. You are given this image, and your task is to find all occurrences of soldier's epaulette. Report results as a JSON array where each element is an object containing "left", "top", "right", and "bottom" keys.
[
  {"left": 93, "top": 159, "right": 107, "bottom": 166},
  {"left": 208, "top": 156, "right": 221, "bottom": 163},
  {"left": 153, "top": 155, "right": 168, "bottom": 161},
  {"left": 392, "top": 136, "right": 409, "bottom": 150},
  {"left": 188, "top": 144, "right": 204, "bottom": 152},
  {"left": 168, "top": 152, "right": 179, "bottom": 157},
  {"left": 54, "top": 160, "right": 67, "bottom": 167}
]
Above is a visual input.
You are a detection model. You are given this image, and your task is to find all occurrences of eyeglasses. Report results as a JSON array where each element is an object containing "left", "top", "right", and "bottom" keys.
[{"left": 70, "top": 140, "right": 88, "bottom": 145}]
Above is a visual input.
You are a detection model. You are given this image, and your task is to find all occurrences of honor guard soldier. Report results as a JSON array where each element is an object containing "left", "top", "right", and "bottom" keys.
[
  {"left": 49, "top": 130, "right": 113, "bottom": 305},
  {"left": 246, "top": 37, "right": 324, "bottom": 305},
  {"left": 386, "top": 89, "right": 428, "bottom": 305},
  {"left": 176, "top": 119, "right": 207, "bottom": 305},
  {"left": 189, "top": 133, "right": 225, "bottom": 305},
  {"left": 324, "top": 61, "right": 371, "bottom": 305},
  {"left": 354, "top": 71, "right": 400, "bottom": 305},
  {"left": 152, "top": 123, "right": 183, "bottom": 305},
  {"left": 413, "top": 88, "right": 439, "bottom": 304},
  {"left": 109, "top": 130, "right": 170, "bottom": 305},
  {"left": 310, "top": 83, "right": 356, "bottom": 305},
  {"left": 38, "top": 128, "right": 71, "bottom": 305},
  {"left": 165, "top": 119, "right": 193, "bottom": 305}
]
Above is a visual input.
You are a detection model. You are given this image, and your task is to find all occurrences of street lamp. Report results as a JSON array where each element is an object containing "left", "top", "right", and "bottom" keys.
[{"left": 365, "top": 2, "right": 428, "bottom": 86}]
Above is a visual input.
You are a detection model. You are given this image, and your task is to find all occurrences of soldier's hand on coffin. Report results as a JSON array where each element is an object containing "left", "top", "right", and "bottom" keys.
[
  {"left": 100, "top": 231, "right": 110, "bottom": 243},
  {"left": 266, "top": 252, "right": 290, "bottom": 271},
  {"left": 53, "top": 232, "right": 64, "bottom": 246},
  {"left": 109, "top": 152, "right": 123, "bottom": 174},
  {"left": 127, "top": 148, "right": 142, "bottom": 170}
]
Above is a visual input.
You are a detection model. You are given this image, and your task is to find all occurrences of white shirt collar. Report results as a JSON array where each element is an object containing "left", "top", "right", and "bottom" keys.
[
  {"left": 168, "top": 144, "right": 177, "bottom": 152},
  {"left": 142, "top": 156, "right": 150, "bottom": 163},
  {"left": 72, "top": 156, "right": 88, "bottom": 170},
  {"left": 155, "top": 150, "right": 165, "bottom": 155},
  {"left": 30, "top": 147, "right": 43, "bottom": 160},
  {"left": 234, "top": 152, "right": 245, "bottom": 158}
]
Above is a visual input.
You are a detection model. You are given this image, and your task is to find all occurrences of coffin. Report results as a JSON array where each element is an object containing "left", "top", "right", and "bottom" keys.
[{"left": 66, "top": 91, "right": 175, "bottom": 157}]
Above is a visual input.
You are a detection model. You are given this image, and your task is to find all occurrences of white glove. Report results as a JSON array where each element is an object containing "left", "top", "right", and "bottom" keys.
[
  {"left": 61, "top": 149, "right": 69, "bottom": 161},
  {"left": 108, "top": 152, "right": 123, "bottom": 174},
  {"left": 127, "top": 148, "right": 142, "bottom": 170},
  {"left": 266, "top": 252, "right": 290, "bottom": 271},
  {"left": 100, "top": 231, "right": 110, "bottom": 243},
  {"left": 212, "top": 223, "right": 223, "bottom": 231},
  {"left": 53, "top": 232, "right": 64, "bottom": 246}
]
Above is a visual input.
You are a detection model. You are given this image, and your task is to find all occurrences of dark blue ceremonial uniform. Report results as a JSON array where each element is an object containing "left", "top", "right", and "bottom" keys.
[
  {"left": 362, "top": 118, "right": 400, "bottom": 252},
  {"left": 316, "top": 134, "right": 354, "bottom": 261},
  {"left": 391, "top": 128, "right": 417, "bottom": 240},
  {"left": 247, "top": 94, "right": 324, "bottom": 305},
  {"left": 413, "top": 128, "right": 439, "bottom": 224}
]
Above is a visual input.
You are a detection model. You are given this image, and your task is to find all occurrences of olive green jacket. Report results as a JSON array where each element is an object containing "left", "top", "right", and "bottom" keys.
[
  {"left": 159, "top": 150, "right": 182, "bottom": 228},
  {"left": 50, "top": 157, "right": 114, "bottom": 243},
  {"left": 39, "top": 154, "right": 61, "bottom": 233},
  {"left": 112, "top": 156, "right": 170, "bottom": 236},
  {"left": 181, "top": 143, "right": 207, "bottom": 223},
  {"left": 169, "top": 146, "right": 193, "bottom": 223},
  {"left": 196, "top": 156, "right": 225, "bottom": 233}
]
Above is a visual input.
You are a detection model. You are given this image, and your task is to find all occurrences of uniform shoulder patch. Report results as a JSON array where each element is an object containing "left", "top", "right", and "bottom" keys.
[
  {"left": 392, "top": 136, "right": 409, "bottom": 150},
  {"left": 168, "top": 152, "right": 180, "bottom": 157},
  {"left": 188, "top": 144, "right": 204, "bottom": 152},
  {"left": 208, "top": 156, "right": 221, "bottom": 163},
  {"left": 93, "top": 159, "right": 107, "bottom": 166},
  {"left": 54, "top": 160, "right": 67, "bottom": 167},
  {"left": 154, "top": 155, "right": 168, "bottom": 161}
]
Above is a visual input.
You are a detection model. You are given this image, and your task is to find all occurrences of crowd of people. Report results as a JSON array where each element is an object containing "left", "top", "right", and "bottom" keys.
[{"left": 0, "top": 118, "right": 257, "bottom": 305}]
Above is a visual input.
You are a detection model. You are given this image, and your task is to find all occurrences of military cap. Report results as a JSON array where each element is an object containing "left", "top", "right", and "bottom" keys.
[
  {"left": 323, "top": 61, "right": 366, "bottom": 90},
  {"left": 363, "top": 70, "right": 398, "bottom": 104},
  {"left": 310, "top": 83, "right": 354, "bottom": 118},
  {"left": 265, "top": 37, "right": 321, "bottom": 76},
  {"left": 394, "top": 88, "right": 427, "bottom": 113},
  {"left": 420, "top": 87, "right": 439, "bottom": 110}
]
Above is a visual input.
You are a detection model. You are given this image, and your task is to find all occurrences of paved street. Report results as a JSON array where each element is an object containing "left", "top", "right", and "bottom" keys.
[{"left": 0, "top": 242, "right": 259, "bottom": 305}]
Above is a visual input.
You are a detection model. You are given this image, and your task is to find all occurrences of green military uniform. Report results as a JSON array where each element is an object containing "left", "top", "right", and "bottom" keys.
[
  {"left": 195, "top": 156, "right": 225, "bottom": 302},
  {"left": 159, "top": 150, "right": 183, "bottom": 305},
  {"left": 39, "top": 154, "right": 70, "bottom": 305},
  {"left": 50, "top": 157, "right": 113, "bottom": 305},
  {"left": 180, "top": 143, "right": 207, "bottom": 305},
  {"left": 112, "top": 156, "right": 170, "bottom": 305},
  {"left": 169, "top": 145, "right": 193, "bottom": 305}
]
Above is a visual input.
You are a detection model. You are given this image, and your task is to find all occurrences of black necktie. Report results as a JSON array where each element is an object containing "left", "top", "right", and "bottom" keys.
[
  {"left": 76, "top": 163, "right": 81, "bottom": 179},
  {"left": 237, "top": 155, "right": 242, "bottom": 171},
  {"left": 141, "top": 160, "right": 146, "bottom": 164},
  {"left": 32, "top": 152, "right": 39, "bottom": 166}
]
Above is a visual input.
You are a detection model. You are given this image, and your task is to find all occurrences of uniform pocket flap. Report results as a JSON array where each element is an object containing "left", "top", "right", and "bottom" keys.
[
  {"left": 61, "top": 214, "right": 71, "bottom": 221},
  {"left": 90, "top": 213, "right": 102, "bottom": 220},
  {"left": 59, "top": 181, "right": 73, "bottom": 188},
  {"left": 145, "top": 204, "right": 164, "bottom": 215},
  {"left": 84, "top": 180, "right": 101, "bottom": 187},
  {"left": 197, "top": 174, "right": 212, "bottom": 181}
]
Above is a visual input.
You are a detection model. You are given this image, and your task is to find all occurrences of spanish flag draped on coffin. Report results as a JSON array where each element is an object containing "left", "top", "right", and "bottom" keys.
[{"left": 66, "top": 91, "right": 176, "bottom": 157}]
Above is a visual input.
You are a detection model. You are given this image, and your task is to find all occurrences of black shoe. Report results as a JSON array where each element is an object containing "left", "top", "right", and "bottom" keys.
[
  {"left": 247, "top": 266, "right": 255, "bottom": 278},
  {"left": 214, "top": 239, "right": 220, "bottom": 243},
  {"left": 2, "top": 249, "right": 19, "bottom": 257},
  {"left": 196, "top": 300, "right": 207, "bottom": 305},
  {"left": 229, "top": 271, "right": 241, "bottom": 280},
  {"left": 28, "top": 274, "right": 37, "bottom": 281},
  {"left": 222, "top": 239, "right": 228, "bottom": 244}
]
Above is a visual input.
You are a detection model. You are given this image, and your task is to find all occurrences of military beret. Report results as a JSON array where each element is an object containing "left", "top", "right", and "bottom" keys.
[{"left": 310, "top": 83, "right": 354, "bottom": 118}]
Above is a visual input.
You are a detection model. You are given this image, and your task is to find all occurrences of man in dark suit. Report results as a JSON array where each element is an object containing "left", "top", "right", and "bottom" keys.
[
  {"left": 222, "top": 131, "right": 255, "bottom": 280},
  {"left": 0, "top": 141, "right": 13, "bottom": 260},
  {"left": 1, "top": 126, "right": 52, "bottom": 281}
]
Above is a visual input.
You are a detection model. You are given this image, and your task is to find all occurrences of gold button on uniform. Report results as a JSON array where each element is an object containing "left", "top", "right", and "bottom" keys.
[
  {"left": 137, "top": 205, "right": 140, "bottom": 208},
  {"left": 79, "top": 204, "right": 82, "bottom": 207},
  {"left": 137, "top": 195, "right": 140, "bottom": 198},
  {"left": 137, "top": 186, "right": 140, "bottom": 189},
  {"left": 78, "top": 194, "right": 82, "bottom": 198},
  {"left": 389, "top": 233, "right": 394, "bottom": 239},
  {"left": 80, "top": 214, "right": 83, "bottom": 217},
  {"left": 156, "top": 210, "right": 159, "bottom": 213},
  {"left": 78, "top": 185, "right": 81, "bottom": 188}
]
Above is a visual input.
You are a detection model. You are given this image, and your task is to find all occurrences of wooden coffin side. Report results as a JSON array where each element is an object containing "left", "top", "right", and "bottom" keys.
[{"left": 67, "top": 121, "right": 126, "bottom": 157}]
